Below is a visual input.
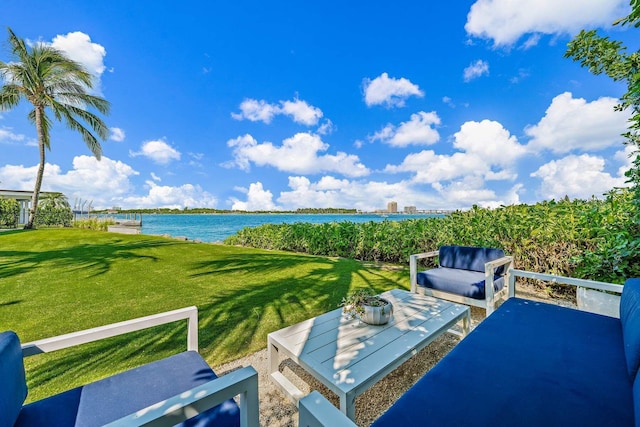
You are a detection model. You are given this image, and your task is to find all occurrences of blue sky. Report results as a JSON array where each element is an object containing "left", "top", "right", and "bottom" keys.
[{"left": 0, "top": 0, "right": 637, "bottom": 211}]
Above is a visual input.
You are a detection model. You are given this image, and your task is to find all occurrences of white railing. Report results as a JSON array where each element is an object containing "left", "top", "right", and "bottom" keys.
[
  {"left": 22, "top": 306, "right": 199, "bottom": 357},
  {"left": 508, "top": 269, "right": 623, "bottom": 318}
]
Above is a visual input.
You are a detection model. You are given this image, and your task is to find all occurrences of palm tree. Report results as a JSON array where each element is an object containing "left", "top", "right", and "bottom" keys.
[{"left": 0, "top": 27, "right": 109, "bottom": 229}]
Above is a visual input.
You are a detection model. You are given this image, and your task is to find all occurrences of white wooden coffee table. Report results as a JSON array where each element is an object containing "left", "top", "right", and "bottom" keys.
[{"left": 268, "top": 288, "right": 470, "bottom": 421}]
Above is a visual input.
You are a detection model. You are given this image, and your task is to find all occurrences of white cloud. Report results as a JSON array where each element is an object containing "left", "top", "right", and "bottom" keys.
[
  {"left": 386, "top": 120, "right": 526, "bottom": 184},
  {"left": 386, "top": 150, "right": 489, "bottom": 183},
  {"left": 231, "top": 99, "right": 280, "bottom": 123},
  {"left": 0, "top": 156, "right": 218, "bottom": 210},
  {"left": 130, "top": 139, "right": 181, "bottom": 164},
  {"left": 150, "top": 172, "right": 161, "bottom": 182},
  {"left": 231, "top": 97, "right": 323, "bottom": 126},
  {"left": 370, "top": 111, "right": 441, "bottom": 147},
  {"left": 316, "top": 119, "right": 335, "bottom": 135},
  {"left": 225, "top": 132, "right": 369, "bottom": 177},
  {"left": 615, "top": 145, "right": 637, "bottom": 177},
  {"left": 442, "top": 96, "right": 455, "bottom": 108},
  {"left": 272, "top": 174, "right": 520, "bottom": 211},
  {"left": 123, "top": 181, "right": 217, "bottom": 209},
  {"left": 465, "top": 0, "right": 629, "bottom": 47},
  {"left": 280, "top": 99, "right": 323, "bottom": 126},
  {"left": 0, "top": 127, "right": 26, "bottom": 144},
  {"left": 530, "top": 154, "right": 627, "bottom": 199},
  {"left": 276, "top": 175, "right": 435, "bottom": 211},
  {"left": 454, "top": 119, "right": 527, "bottom": 166},
  {"left": 525, "top": 92, "right": 630, "bottom": 153},
  {"left": 363, "top": 73, "right": 424, "bottom": 108},
  {"left": 463, "top": 60, "right": 489, "bottom": 82},
  {"left": 230, "top": 182, "right": 277, "bottom": 211},
  {"left": 109, "top": 127, "right": 125, "bottom": 142},
  {"left": 50, "top": 32, "right": 107, "bottom": 93},
  {"left": 0, "top": 155, "right": 138, "bottom": 207}
]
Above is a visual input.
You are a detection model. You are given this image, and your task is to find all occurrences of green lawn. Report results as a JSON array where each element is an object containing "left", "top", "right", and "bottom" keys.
[{"left": 0, "top": 228, "right": 407, "bottom": 402}]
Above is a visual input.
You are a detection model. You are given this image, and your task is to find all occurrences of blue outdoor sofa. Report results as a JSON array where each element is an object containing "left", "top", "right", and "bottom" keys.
[
  {"left": 1, "top": 306, "right": 259, "bottom": 427},
  {"left": 300, "top": 277, "right": 640, "bottom": 426},
  {"left": 410, "top": 245, "right": 513, "bottom": 316}
]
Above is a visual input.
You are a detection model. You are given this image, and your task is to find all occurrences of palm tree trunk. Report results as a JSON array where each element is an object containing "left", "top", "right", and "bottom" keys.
[{"left": 24, "top": 107, "right": 46, "bottom": 229}]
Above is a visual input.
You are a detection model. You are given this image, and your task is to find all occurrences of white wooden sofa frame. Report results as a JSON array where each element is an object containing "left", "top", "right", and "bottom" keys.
[
  {"left": 409, "top": 249, "right": 514, "bottom": 316},
  {"left": 21, "top": 306, "right": 259, "bottom": 427},
  {"left": 298, "top": 270, "right": 624, "bottom": 427}
]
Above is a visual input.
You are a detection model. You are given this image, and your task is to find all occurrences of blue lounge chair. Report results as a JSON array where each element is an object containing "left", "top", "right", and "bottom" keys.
[
  {"left": 1, "top": 307, "right": 259, "bottom": 427},
  {"left": 410, "top": 245, "right": 513, "bottom": 316}
]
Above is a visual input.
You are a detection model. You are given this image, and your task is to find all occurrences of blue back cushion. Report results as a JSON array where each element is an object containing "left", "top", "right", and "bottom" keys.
[
  {"left": 620, "top": 278, "right": 640, "bottom": 378},
  {"left": 0, "top": 331, "right": 27, "bottom": 427},
  {"left": 439, "top": 245, "right": 506, "bottom": 274}
]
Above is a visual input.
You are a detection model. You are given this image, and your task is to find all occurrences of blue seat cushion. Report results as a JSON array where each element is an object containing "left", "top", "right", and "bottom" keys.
[
  {"left": 372, "top": 298, "right": 633, "bottom": 427},
  {"left": 439, "top": 245, "right": 506, "bottom": 274},
  {"left": 0, "top": 331, "right": 27, "bottom": 427},
  {"left": 416, "top": 267, "right": 504, "bottom": 300},
  {"left": 620, "top": 278, "right": 640, "bottom": 378},
  {"left": 16, "top": 351, "right": 240, "bottom": 427}
]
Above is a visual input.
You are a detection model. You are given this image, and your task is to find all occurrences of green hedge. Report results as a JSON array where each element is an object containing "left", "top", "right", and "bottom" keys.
[
  {"left": 34, "top": 193, "right": 73, "bottom": 227},
  {"left": 225, "top": 189, "right": 639, "bottom": 284},
  {"left": 0, "top": 198, "right": 19, "bottom": 228}
]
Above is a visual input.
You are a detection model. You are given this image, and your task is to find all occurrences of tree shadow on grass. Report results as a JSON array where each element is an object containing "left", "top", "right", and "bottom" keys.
[
  {"left": 0, "top": 238, "right": 178, "bottom": 279},
  {"left": 189, "top": 252, "right": 406, "bottom": 364},
  {"left": 21, "top": 248, "right": 406, "bottom": 402}
]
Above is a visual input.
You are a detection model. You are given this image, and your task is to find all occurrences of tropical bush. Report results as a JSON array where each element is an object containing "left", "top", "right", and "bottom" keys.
[
  {"left": 73, "top": 217, "right": 116, "bottom": 231},
  {"left": 0, "top": 197, "right": 19, "bottom": 228},
  {"left": 225, "top": 189, "right": 638, "bottom": 284},
  {"left": 34, "top": 193, "right": 73, "bottom": 227}
]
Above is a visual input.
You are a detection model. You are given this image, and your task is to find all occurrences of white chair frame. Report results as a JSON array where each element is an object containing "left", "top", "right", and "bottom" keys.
[
  {"left": 21, "top": 306, "right": 259, "bottom": 427},
  {"left": 409, "top": 250, "right": 514, "bottom": 316}
]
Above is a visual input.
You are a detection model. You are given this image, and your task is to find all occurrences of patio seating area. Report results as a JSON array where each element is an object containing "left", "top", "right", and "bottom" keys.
[
  {"left": 299, "top": 275, "right": 638, "bottom": 426},
  {"left": 3, "top": 260, "right": 637, "bottom": 427}
]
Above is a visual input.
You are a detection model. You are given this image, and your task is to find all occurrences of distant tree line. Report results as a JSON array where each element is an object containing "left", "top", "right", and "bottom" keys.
[{"left": 94, "top": 207, "right": 359, "bottom": 215}]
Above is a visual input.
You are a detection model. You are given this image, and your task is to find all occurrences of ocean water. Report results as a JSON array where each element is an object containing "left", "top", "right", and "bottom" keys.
[{"left": 135, "top": 213, "right": 442, "bottom": 243}]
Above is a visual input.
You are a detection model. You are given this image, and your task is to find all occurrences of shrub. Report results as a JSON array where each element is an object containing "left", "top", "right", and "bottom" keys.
[
  {"left": 0, "top": 197, "right": 19, "bottom": 228},
  {"left": 34, "top": 193, "right": 73, "bottom": 227},
  {"left": 225, "top": 189, "right": 638, "bottom": 284}
]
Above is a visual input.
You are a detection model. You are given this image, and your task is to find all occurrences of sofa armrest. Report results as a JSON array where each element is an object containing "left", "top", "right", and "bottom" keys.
[
  {"left": 22, "top": 306, "right": 199, "bottom": 357},
  {"left": 507, "top": 269, "right": 623, "bottom": 317},
  {"left": 299, "top": 391, "right": 357, "bottom": 427},
  {"left": 484, "top": 256, "right": 514, "bottom": 315},
  {"left": 409, "top": 251, "right": 439, "bottom": 293},
  {"left": 105, "top": 366, "right": 259, "bottom": 427}
]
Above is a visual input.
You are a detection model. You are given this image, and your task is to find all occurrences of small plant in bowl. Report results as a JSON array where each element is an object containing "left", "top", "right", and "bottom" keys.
[{"left": 340, "top": 289, "right": 393, "bottom": 325}]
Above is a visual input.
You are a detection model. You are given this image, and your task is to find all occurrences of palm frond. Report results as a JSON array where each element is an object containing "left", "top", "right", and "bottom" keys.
[{"left": 2, "top": 27, "right": 109, "bottom": 159}]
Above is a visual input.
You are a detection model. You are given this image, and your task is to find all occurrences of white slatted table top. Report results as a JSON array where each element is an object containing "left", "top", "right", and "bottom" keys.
[{"left": 268, "top": 288, "right": 470, "bottom": 419}]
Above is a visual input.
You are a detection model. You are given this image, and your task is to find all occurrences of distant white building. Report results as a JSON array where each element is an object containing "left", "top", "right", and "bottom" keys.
[
  {"left": 404, "top": 206, "right": 417, "bottom": 214},
  {"left": 0, "top": 189, "right": 56, "bottom": 224}
]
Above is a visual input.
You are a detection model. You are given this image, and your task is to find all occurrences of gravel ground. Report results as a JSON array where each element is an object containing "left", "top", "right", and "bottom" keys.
[{"left": 213, "top": 285, "right": 564, "bottom": 427}]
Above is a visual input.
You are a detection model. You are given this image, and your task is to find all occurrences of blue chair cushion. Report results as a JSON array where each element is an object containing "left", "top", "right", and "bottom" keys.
[
  {"left": 416, "top": 267, "right": 504, "bottom": 300},
  {"left": 438, "top": 245, "right": 506, "bottom": 274},
  {"left": 0, "top": 331, "right": 27, "bottom": 427},
  {"left": 620, "top": 278, "right": 640, "bottom": 378},
  {"left": 372, "top": 298, "right": 633, "bottom": 427},
  {"left": 15, "top": 350, "right": 240, "bottom": 427}
]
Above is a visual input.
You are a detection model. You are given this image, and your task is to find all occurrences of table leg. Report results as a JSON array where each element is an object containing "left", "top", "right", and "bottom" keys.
[
  {"left": 462, "top": 310, "right": 471, "bottom": 336},
  {"left": 341, "top": 392, "right": 356, "bottom": 421},
  {"left": 268, "top": 337, "right": 279, "bottom": 375}
]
